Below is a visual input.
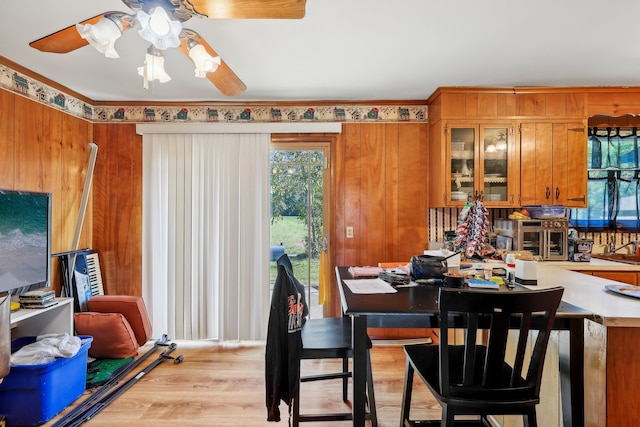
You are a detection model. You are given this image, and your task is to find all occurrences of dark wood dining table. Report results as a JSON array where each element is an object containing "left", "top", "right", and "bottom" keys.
[{"left": 336, "top": 266, "right": 594, "bottom": 427}]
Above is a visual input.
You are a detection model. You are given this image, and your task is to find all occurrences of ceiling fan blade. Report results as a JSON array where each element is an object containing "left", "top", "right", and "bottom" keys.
[
  {"left": 180, "top": 31, "right": 246, "bottom": 96},
  {"left": 188, "top": 0, "right": 306, "bottom": 19},
  {"left": 30, "top": 12, "right": 136, "bottom": 55},
  {"left": 29, "top": 14, "right": 107, "bottom": 53}
]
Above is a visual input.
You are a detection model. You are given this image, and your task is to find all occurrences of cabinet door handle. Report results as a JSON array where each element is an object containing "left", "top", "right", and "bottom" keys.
[
  {"left": 555, "top": 186, "right": 560, "bottom": 200},
  {"left": 546, "top": 187, "right": 551, "bottom": 200}
]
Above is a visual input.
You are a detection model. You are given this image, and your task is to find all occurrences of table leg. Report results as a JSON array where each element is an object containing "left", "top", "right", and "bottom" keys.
[
  {"left": 352, "top": 314, "right": 368, "bottom": 427},
  {"left": 559, "top": 319, "right": 584, "bottom": 427}
]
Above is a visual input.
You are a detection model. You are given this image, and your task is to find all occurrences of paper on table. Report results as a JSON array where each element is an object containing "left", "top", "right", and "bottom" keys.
[{"left": 344, "top": 278, "right": 398, "bottom": 294}]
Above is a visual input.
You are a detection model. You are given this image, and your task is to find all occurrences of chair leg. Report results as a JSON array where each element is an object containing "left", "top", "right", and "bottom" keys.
[
  {"left": 399, "top": 359, "right": 414, "bottom": 427},
  {"left": 366, "top": 349, "right": 378, "bottom": 427},
  {"left": 292, "top": 389, "right": 300, "bottom": 427},
  {"left": 342, "top": 355, "right": 349, "bottom": 402},
  {"left": 441, "top": 404, "right": 454, "bottom": 427},
  {"left": 524, "top": 407, "right": 537, "bottom": 427}
]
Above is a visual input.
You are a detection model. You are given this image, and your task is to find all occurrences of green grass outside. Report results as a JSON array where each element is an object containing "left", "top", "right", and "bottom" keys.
[{"left": 270, "top": 216, "right": 320, "bottom": 284}]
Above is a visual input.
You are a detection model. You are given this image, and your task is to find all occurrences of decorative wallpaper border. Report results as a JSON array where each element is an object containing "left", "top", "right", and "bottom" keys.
[
  {"left": 0, "top": 63, "right": 428, "bottom": 124},
  {"left": 0, "top": 64, "right": 94, "bottom": 121}
]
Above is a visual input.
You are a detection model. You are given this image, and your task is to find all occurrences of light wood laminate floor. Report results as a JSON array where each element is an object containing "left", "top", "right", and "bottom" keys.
[{"left": 43, "top": 340, "right": 441, "bottom": 426}]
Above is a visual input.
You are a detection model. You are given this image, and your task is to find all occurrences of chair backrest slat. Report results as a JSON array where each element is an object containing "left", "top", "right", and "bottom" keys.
[
  {"left": 511, "top": 312, "right": 532, "bottom": 385},
  {"left": 438, "top": 286, "right": 564, "bottom": 401},
  {"left": 462, "top": 312, "right": 479, "bottom": 387}
]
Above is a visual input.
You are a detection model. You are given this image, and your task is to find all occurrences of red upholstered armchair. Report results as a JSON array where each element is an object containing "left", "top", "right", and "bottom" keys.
[{"left": 74, "top": 295, "right": 152, "bottom": 359}]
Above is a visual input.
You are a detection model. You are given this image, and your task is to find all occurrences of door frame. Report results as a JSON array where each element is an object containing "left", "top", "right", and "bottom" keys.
[{"left": 271, "top": 134, "right": 335, "bottom": 317}]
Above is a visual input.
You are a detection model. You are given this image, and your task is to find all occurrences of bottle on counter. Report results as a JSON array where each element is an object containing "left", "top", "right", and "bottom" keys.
[{"left": 505, "top": 253, "right": 516, "bottom": 283}]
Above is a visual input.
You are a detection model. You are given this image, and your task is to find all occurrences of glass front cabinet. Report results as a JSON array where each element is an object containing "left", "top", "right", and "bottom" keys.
[{"left": 445, "top": 122, "right": 518, "bottom": 206}]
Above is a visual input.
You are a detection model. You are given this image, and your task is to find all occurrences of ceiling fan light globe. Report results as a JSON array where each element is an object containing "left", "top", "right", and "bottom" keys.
[
  {"left": 188, "top": 44, "right": 221, "bottom": 77},
  {"left": 76, "top": 19, "right": 121, "bottom": 59},
  {"left": 137, "top": 51, "right": 171, "bottom": 84},
  {"left": 137, "top": 8, "right": 182, "bottom": 50},
  {"left": 149, "top": 11, "right": 170, "bottom": 35}
]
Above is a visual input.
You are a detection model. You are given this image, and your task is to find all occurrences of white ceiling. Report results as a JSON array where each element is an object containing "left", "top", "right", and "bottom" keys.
[{"left": 2, "top": 0, "right": 640, "bottom": 103}]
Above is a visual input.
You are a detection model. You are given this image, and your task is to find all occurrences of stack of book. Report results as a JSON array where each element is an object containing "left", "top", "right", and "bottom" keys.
[{"left": 18, "top": 290, "right": 58, "bottom": 309}]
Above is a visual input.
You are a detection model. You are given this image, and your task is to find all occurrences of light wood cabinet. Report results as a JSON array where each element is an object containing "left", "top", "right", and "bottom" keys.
[
  {"left": 427, "top": 87, "right": 589, "bottom": 210},
  {"left": 518, "top": 121, "right": 588, "bottom": 207},
  {"left": 574, "top": 270, "right": 638, "bottom": 285},
  {"left": 429, "top": 120, "right": 519, "bottom": 207}
]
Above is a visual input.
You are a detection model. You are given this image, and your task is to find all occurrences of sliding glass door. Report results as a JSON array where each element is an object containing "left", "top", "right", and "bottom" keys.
[{"left": 270, "top": 144, "right": 329, "bottom": 319}]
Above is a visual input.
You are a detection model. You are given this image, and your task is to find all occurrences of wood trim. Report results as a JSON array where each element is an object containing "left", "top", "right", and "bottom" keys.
[
  {"left": 589, "top": 114, "right": 640, "bottom": 127},
  {"left": 269, "top": 136, "right": 337, "bottom": 317},
  {"left": 93, "top": 99, "right": 429, "bottom": 107},
  {"left": 271, "top": 134, "right": 335, "bottom": 143},
  {"left": 430, "top": 85, "right": 640, "bottom": 98}
]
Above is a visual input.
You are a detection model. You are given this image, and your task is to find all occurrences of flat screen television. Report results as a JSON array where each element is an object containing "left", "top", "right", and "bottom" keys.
[{"left": 0, "top": 189, "right": 52, "bottom": 295}]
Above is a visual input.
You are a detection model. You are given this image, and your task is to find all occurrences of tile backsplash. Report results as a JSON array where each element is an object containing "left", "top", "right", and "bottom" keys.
[{"left": 428, "top": 208, "right": 638, "bottom": 253}]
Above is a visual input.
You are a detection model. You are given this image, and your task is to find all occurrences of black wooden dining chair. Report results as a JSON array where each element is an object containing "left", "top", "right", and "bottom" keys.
[
  {"left": 400, "top": 286, "right": 564, "bottom": 427},
  {"left": 268, "top": 254, "right": 376, "bottom": 426},
  {"left": 294, "top": 316, "right": 377, "bottom": 426}
]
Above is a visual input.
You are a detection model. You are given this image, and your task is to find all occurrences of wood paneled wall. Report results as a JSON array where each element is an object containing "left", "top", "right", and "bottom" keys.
[
  {"left": 330, "top": 123, "right": 429, "bottom": 319},
  {"left": 89, "top": 122, "right": 431, "bottom": 321},
  {"left": 333, "top": 123, "right": 429, "bottom": 265},
  {"left": 0, "top": 97, "right": 431, "bottom": 309},
  {"left": 90, "top": 122, "right": 433, "bottom": 315},
  {"left": 0, "top": 91, "right": 93, "bottom": 293},
  {"left": 6, "top": 84, "right": 640, "bottom": 314},
  {"left": 92, "top": 124, "right": 143, "bottom": 296}
]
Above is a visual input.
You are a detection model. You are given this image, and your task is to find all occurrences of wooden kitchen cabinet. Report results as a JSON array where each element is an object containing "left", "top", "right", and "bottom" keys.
[
  {"left": 519, "top": 121, "right": 588, "bottom": 207},
  {"left": 574, "top": 270, "right": 638, "bottom": 285},
  {"left": 428, "top": 120, "right": 519, "bottom": 207},
  {"left": 427, "top": 87, "right": 590, "bottom": 209},
  {"left": 592, "top": 270, "right": 637, "bottom": 285}
]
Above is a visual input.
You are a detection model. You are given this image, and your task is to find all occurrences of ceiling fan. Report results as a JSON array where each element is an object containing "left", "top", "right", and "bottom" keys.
[{"left": 28, "top": 0, "right": 307, "bottom": 96}]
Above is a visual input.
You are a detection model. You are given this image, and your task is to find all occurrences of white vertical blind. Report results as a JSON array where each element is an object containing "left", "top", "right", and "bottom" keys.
[{"left": 142, "top": 133, "right": 270, "bottom": 341}]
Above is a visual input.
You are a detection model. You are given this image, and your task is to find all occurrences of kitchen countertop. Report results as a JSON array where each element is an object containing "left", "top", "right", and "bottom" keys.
[
  {"left": 542, "top": 257, "right": 640, "bottom": 271},
  {"left": 520, "top": 260, "right": 640, "bottom": 327}
]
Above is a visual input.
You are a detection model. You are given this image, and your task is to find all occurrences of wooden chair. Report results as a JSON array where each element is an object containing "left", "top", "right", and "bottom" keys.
[
  {"left": 294, "top": 316, "right": 377, "bottom": 426},
  {"left": 400, "top": 286, "right": 564, "bottom": 427},
  {"left": 289, "top": 258, "right": 377, "bottom": 426}
]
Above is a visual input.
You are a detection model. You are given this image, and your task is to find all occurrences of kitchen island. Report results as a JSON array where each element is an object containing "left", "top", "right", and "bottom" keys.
[{"left": 520, "top": 260, "right": 640, "bottom": 427}]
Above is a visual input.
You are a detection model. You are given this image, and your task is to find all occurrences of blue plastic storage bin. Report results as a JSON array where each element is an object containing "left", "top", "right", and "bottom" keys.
[
  {"left": 523, "top": 204, "right": 566, "bottom": 219},
  {"left": 0, "top": 335, "right": 93, "bottom": 426}
]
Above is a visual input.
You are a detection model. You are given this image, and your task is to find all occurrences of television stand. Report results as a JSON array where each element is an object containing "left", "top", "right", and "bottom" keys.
[{"left": 10, "top": 297, "right": 74, "bottom": 338}]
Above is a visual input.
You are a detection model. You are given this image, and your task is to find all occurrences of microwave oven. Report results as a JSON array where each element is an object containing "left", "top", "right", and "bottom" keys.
[{"left": 494, "top": 218, "right": 569, "bottom": 261}]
